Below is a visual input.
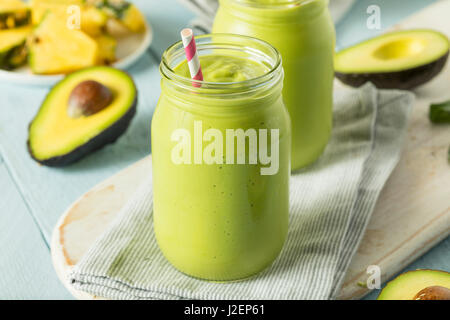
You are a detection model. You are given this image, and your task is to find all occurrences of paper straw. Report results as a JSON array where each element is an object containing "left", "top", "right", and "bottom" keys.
[{"left": 180, "top": 28, "right": 204, "bottom": 84}]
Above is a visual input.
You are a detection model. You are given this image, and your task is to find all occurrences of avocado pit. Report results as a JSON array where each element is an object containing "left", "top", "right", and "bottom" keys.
[
  {"left": 28, "top": 66, "right": 137, "bottom": 167},
  {"left": 68, "top": 80, "right": 114, "bottom": 118},
  {"left": 377, "top": 269, "right": 450, "bottom": 300},
  {"left": 413, "top": 286, "right": 450, "bottom": 300}
]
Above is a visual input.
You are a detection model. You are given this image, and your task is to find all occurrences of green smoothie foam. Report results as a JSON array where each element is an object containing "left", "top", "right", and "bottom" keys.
[{"left": 175, "top": 54, "right": 270, "bottom": 82}]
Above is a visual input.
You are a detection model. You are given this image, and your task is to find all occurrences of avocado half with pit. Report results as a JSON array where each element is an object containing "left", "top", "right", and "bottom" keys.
[
  {"left": 335, "top": 29, "right": 450, "bottom": 90},
  {"left": 28, "top": 66, "right": 137, "bottom": 166},
  {"left": 378, "top": 270, "right": 450, "bottom": 300}
]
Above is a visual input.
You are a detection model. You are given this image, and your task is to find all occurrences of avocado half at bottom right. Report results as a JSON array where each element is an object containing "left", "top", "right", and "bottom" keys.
[
  {"left": 335, "top": 29, "right": 450, "bottom": 90},
  {"left": 28, "top": 66, "right": 137, "bottom": 167},
  {"left": 377, "top": 269, "right": 450, "bottom": 300}
]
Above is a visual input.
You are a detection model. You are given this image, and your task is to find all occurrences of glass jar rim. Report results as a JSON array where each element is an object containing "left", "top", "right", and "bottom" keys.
[
  {"left": 160, "top": 33, "right": 283, "bottom": 94},
  {"left": 227, "top": 0, "right": 307, "bottom": 9},
  {"left": 219, "top": 0, "right": 328, "bottom": 25}
]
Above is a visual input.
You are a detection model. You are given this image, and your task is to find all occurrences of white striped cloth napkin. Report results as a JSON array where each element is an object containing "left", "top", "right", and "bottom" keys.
[{"left": 69, "top": 83, "right": 414, "bottom": 299}]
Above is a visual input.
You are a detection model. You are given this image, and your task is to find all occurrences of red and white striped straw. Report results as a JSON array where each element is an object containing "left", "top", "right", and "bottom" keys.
[{"left": 180, "top": 28, "right": 203, "bottom": 84}]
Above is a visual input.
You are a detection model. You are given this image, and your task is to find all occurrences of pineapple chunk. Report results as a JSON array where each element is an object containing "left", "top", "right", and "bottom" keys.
[
  {"left": 29, "top": 13, "right": 98, "bottom": 74},
  {"left": 30, "top": 0, "right": 107, "bottom": 37},
  {"left": 94, "top": 34, "right": 117, "bottom": 65},
  {"left": 86, "top": 1, "right": 146, "bottom": 33},
  {"left": 30, "top": 0, "right": 82, "bottom": 25},
  {"left": 0, "top": 0, "right": 31, "bottom": 30},
  {"left": 120, "top": 4, "right": 145, "bottom": 33},
  {"left": 0, "top": 26, "right": 32, "bottom": 69},
  {"left": 81, "top": 6, "right": 107, "bottom": 36}
]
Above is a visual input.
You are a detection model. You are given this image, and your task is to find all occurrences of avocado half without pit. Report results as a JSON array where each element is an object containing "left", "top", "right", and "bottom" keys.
[
  {"left": 28, "top": 66, "right": 137, "bottom": 166},
  {"left": 335, "top": 29, "right": 450, "bottom": 90},
  {"left": 377, "top": 269, "right": 450, "bottom": 300}
]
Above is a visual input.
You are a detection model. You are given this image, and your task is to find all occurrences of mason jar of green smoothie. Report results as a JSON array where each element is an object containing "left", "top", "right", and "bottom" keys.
[
  {"left": 213, "top": 0, "right": 335, "bottom": 170},
  {"left": 152, "top": 34, "right": 291, "bottom": 281}
]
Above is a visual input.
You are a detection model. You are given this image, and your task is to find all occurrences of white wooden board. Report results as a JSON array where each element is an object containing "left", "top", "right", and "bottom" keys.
[{"left": 51, "top": 1, "right": 450, "bottom": 300}]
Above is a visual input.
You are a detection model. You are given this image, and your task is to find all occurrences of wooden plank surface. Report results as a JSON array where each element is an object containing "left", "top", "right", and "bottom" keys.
[
  {"left": 0, "top": 0, "right": 448, "bottom": 300},
  {"left": 0, "top": 158, "right": 72, "bottom": 299},
  {"left": 0, "top": 0, "right": 189, "bottom": 300},
  {"left": 0, "top": 53, "right": 159, "bottom": 243},
  {"left": 0, "top": 0, "right": 189, "bottom": 245},
  {"left": 50, "top": 0, "right": 450, "bottom": 300},
  {"left": 338, "top": 0, "right": 450, "bottom": 298}
]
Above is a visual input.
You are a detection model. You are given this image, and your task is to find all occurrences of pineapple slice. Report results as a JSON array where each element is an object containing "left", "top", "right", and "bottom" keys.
[
  {"left": 31, "top": 0, "right": 107, "bottom": 37},
  {"left": 0, "top": 0, "right": 31, "bottom": 30},
  {"left": 120, "top": 4, "right": 145, "bottom": 33},
  {"left": 86, "top": 0, "right": 146, "bottom": 34},
  {"left": 29, "top": 13, "right": 98, "bottom": 74},
  {"left": 0, "top": 25, "right": 32, "bottom": 69},
  {"left": 30, "top": 0, "right": 82, "bottom": 25},
  {"left": 93, "top": 34, "right": 117, "bottom": 65},
  {"left": 81, "top": 6, "right": 107, "bottom": 36}
]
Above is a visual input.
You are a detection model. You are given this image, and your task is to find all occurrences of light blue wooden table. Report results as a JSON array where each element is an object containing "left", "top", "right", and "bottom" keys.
[{"left": 0, "top": 0, "right": 447, "bottom": 300}]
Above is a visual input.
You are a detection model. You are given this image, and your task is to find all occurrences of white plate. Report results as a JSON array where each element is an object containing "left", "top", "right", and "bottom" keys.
[{"left": 0, "top": 21, "right": 153, "bottom": 87}]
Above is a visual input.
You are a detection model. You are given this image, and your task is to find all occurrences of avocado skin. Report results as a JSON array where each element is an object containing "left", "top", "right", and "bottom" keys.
[
  {"left": 27, "top": 96, "right": 137, "bottom": 167},
  {"left": 335, "top": 51, "right": 449, "bottom": 90}
]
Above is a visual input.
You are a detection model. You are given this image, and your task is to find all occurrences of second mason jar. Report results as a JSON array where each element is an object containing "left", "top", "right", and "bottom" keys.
[
  {"left": 213, "top": 0, "right": 335, "bottom": 171},
  {"left": 152, "top": 34, "right": 291, "bottom": 281}
]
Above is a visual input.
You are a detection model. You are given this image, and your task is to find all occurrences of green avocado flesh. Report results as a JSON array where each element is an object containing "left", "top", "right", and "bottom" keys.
[
  {"left": 377, "top": 270, "right": 450, "bottom": 300},
  {"left": 335, "top": 29, "right": 450, "bottom": 89},
  {"left": 28, "top": 66, "right": 137, "bottom": 166}
]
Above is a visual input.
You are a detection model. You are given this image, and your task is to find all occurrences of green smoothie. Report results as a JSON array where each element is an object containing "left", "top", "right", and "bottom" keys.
[
  {"left": 152, "top": 35, "right": 290, "bottom": 281},
  {"left": 175, "top": 54, "right": 270, "bottom": 82},
  {"left": 213, "top": 0, "right": 335, "bottom": 171}
]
